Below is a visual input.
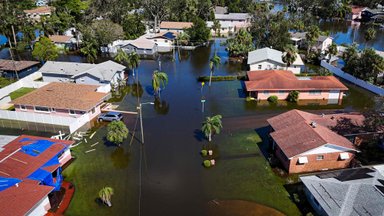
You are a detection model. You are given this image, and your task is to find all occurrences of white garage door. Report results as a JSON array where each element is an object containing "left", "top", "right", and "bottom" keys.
[{"left": 328, "top": 90, "right": 340, "bottom": 100}]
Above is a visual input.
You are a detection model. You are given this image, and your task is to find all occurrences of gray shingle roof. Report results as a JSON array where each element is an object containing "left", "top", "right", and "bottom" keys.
[
  {"left": 215, "top": 13, "right": 250, "bottom": 21},
  {"left": 247, "top": 47, "right": 304, "bottom": 66},
  {"left": 39, "top": 60, "right": 126, "bottom": 81},
  {"left": 300, "top": 166, "right": 384, "bottom": 216}
]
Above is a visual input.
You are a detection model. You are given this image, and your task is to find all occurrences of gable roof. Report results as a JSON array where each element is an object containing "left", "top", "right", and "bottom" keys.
[
  {"left": 245, "top": 70, "right": 348, "bottom": 91},
  {"left": 300, "top": 166, "right": 384, "bottom": 216},
  {"left": 11, "top": 82, "right": 108, "bottom": 111},
  {"left": 247, "top": 47, "right": 304, "bottom": 66},
  {"left": 215, "top": 13, "right": 250, "bottom": 21},
  {"left": 24, "top": 6, "right": 53, "bottom": 14},
  {"left": 49, "top": 35, "right": 72, "bottom": 43},
  {"left": 39, "top": 60, "right": 125, "bottom": 81},
  {"left": 126, "top": 37, "right": 157, "bottom": 49},
  {"left": 267, "top": 109, "right": 357, "bottom": 158},
  {"left": 0, "top": 60, "right": 39, "bottom": 72},
  {"left": 160, "top": 21, "right": 193, "bottom": 30}
]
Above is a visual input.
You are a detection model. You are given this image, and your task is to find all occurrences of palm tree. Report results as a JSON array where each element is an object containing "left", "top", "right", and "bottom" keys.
[
  {"left": 152, "top": 70, "right": 168, "bottom": 99},
  {"left": 212, "top": 19, "right": 221, "bottom": 37},
  {"left": 209, "top": 52, "right": 221, "bottom": 86},
  {"left": 99, "top": 186, "right": 114, "bottom": 207},
  {"left": 282, "top": 45, "right": 298, "bottom": 70},
  {"left": 326, "top": 42, "right": 338, "bottom": 63},
  {"left": 364, "top": 27, "right": 376, "bottom": 47},
  {"left": 114, "top": 48, "right": 130, "bottom": 65},
  {"left": 80, "top": 41, "right": 98, "bottom": 63},
  {"left": 201, "top": 115, "right": 223, "bottom": 142},
  {"left": 128, "top": 52, "right": 140, "bottom": 77},
  {"left": 305, "top": 25, "right": 320, "bottom": 56}
]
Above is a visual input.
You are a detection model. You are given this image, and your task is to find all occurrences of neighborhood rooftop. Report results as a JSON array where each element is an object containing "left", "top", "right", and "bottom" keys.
[
  {"left": 247, "top": 47, "right": 304, "bottom": 66},
  {"left": 11, "top": 82, "right": 108, "bottom": 111},
  {"left": 215, "top": 13, "right": 251, "bottom": 20},
  {"left": 245, "top": 70, "right": 348, "bottom": 91},
  {"left": 48, "top": 35, "right": 73, "bottom": 43},
  {"left": 0, "top": 59, "right": 39, "bottom": 72},
  {"left": 38, "top": 60, "right": 125, "bottom": 81},
  {"left": 300, "top": 165, "right": 384, "bottom": 216},
  {"left": 267, "top": 109, "right": 357, "bottom": 158},
  {"left": 159, "top": 21, "right": 193, "bottom": 29},
  {"left": 23, "top": 6, "right": 53, "bottom": 14}
]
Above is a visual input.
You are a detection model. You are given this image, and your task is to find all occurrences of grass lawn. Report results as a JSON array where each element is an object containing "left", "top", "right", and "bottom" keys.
[
  {"left": 0, "top": 77, "right": 15, "bottom": 88},
  {"left": 203, "top": 131, "right": 300, "bottom": 216},
  {"left": 9, "top": 87, "right": 35, "bottom": 100}
]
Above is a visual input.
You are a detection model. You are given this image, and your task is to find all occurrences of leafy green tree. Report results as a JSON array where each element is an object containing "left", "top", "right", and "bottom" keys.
[
  {"left": 326, "top": 42, "right": 338, "bottom": 62},
  {"left": 91, "top": 20, "right": 125, "bottom": 47},
  {"left": 99, "top": 187, "right": 114, "bottom": 207},
  {"left": 287, "top": 90, "right": 299, "bottom": 102},
  {"left": 52, "top": 0, "right": 89, "bottom": 19},
  {"left": 225, "top": 28, "right": 254, "bottom": 58},
  {"left": 212, "top": 19, "right": 221, "bottom": 37},
  {"left": 360, "top": 48, "right": 384, "bottom": 84},
  {"left": 32, "top": 37, "right": 59, "bottom": 62},
  {"left": 201, "top": 115, "right": 223, "bottom": 142},
  {"left": 122, "top": 13, "right": 146, "bottom": 39},
  {"left": 177, "top": 32, "right": 190, "bottom": 46},
  {"left": 186, "top": 17, "right": 211, "bottom": 45},
  {"left": 209, "top": 52, "right": 221, "bottom": 86},
  {"left": 282, "top": 44, "right": 298, "bottom": 70},
  {"left": 152, "top": 70, "right": 168, "bottom": 98},
  {"left": 106, "top": 121, "right": 129, "bottom": 146},
  {"left": 142, "top": 0, "right": 170, "bottom": 32},
  {"left": 80, "top": 40, "right": 98, "bottom": 63},
  {"left": 342, "top": 44, "right": 359, "bottom": 77},
  {"left": 305, "top": 25, "right": 320, "bottom": 56},
  {"left": 114, "top": 48, "right": 130, "bottom": 65},
  {"left": 364, "top": 27, "right": 376, "bottom": 45}
]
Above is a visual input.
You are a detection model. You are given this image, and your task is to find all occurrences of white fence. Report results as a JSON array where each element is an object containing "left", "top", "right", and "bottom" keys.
[
  {"left": 321, "top": 60, "right": 384, "bottom": 96},
  {"left": 0, "top": 110, "right": 90, "bottom": 133}
]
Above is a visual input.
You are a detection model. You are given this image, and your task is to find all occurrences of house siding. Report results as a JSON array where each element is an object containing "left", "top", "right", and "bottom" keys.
[
  {"left": 75, "top": 74, "right": 101, "bottom": 85},
  {"left": 249, "top": 61, "right": 302, "bottom": 74},
  {"left": 122, "top": 45, "right": 157, "bottom": 55},
  {"left": 42, "top": 73, "right": 72, "bottom": 83},
  {"left": 254, "top": 90, "right": 344, "bottom": 104}
]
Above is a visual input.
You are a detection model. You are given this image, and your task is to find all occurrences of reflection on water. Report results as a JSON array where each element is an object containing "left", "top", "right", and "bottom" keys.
[{"left": 154, "top": 97, "right": 170, "bottom": 115}]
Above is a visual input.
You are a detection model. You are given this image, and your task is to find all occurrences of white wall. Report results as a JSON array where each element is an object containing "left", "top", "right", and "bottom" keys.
[
  {"left": 27, "top": 196, "right": 51, "bottom": 216},
  {"left": 249, "top": 61, "right": 302, "bottom": 74},
  {"left": 321, "top": 60, "right": 384, "bottom": 96},
  {"left": 75, "top": 74, "right": 101, "bottom": 85}
]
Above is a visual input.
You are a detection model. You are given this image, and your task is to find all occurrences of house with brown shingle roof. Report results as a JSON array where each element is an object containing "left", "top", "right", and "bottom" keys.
[
  {"left": 159, "top": 21, "right": 193, "bottom": 33},
  {"left": 24, "top": 6, "right": 53, "bottom": 22},
  {"left": 48, "top": 35, "right": 78, "bottom": 49},
  {"left": 11, "top": 82, "right": 108, "bottom": 121},
  {"left": 267, "top": 109, "right": 360, "bottom": 173},
  {"left": 245, "top": 70, "right": 348, "bottom": 105},
  {"left": 0, "top": 59, "right": 40, "bottom": 79}
]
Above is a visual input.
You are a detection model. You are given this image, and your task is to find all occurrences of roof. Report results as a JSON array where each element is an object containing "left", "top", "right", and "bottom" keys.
[
  {"left": 351, "top": 6, "right": 367, "bottom": 14},
  {"left": 247, "top": 47, "right": 304, "bottom": 66},
  {"left": 125, "top": 37, "right": 156, "bottom": 49},
  {"left": 289, "top": 32, "right": 332, "bottom": 42},
  {"left": 24, "top": 6, "right": 53, "bottom": 14},
  {"left": 48, "top": 35, "right": 72, "bottom": 43},
  {"left": 215, "top": 13, "right": 250, "bottom": 21},
  {"left": 245, "top": 70, "right": 348, "bottom": 91},
  {"left": 39, "top": 60, "right": 125, "bottom": 81},
  {"left": 0, "top": 60, "right": 39, "bottom": 72},
  {"left": 300, "top": 166, "right": 384, "bottom": 216},
  {"left": 11, "top": 82, "right": 108, "bottom": 111},
  {"left": 0, "top": 181, "right": 54, "bottom": 216},
  {"left": 267, "top": 109, "right": 357, "bottom": 158},
  {"left": 160, "top": 21, "right": 193, "bottom": 30},
  {"left": 214, "top": 6, "right": 228, "bottom": 14}
]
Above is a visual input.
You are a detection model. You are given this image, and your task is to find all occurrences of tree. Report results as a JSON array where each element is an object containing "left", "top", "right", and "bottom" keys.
[
  {"left": 128, "top": 52, "right": 141, "bottom": 77},
  {"left": 201, "top": 115, "right": 223, "bottom": 142},
  {"left": 209, "top": 52, "right": 221, "bottom": 86},
  {"left": 225, "top": 28, "right": 254, "bottom": 58},
  {"left": 186, "top": 17, "right": 211, "bottom": 45},
  {"left": 114, "top": 48, "right": 130, "bottom": 65},
  {"left": 142, "top": 0, "right": 170, "bottom": 33},
  {"left": 364, "top": 27, "right": 376, "bottom": 46},
  {"left": 91, "top": 20, "right": 125, "bottom": 47},
  {"left": 212, "top": 19, "right": 221, "bottom": 37},
  {"left": 99, "top": 187, "right": 114, "bottom": 207},
  {"left": 122, "top": 13, "right": 146, "bottom": 39},
  {"left": 326, "top": 42, "right": 338, "bottom": 63},
  {"left": 106, "top": 121, "right": 129, "bottom": 146},
  {"left": 80, "top": 40, "right": 98, "bottom": 63},
  {"left": 177, "top": 32, "right": 190, "bottom": 46},
  {"left": 305, "top": 25, "right": 320, "bottom": 56},
  {"left": 282, "top": 44, "right": 298, "bottom": 70},
  {"left": 360, "top": 48, "right": 384, "bottom": 84},
  {"left": 32, "top": 37, "right": 59, "bottom": 62},
  {"left": 152, "top": 70, "right": 168, "bottom": 98},
  {"left": 287, "top": 90, "right": 299, "bottom": 102}
]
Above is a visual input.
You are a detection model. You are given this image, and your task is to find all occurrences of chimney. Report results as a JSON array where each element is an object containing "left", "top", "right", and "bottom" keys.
[{"left": 310, "top": 121, "right": 317, "bottom": 128}]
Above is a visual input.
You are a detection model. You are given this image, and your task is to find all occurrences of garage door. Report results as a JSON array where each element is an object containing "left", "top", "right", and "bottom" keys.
[{"left": 328, "top": 90, "right": 340, "bottom": 99}]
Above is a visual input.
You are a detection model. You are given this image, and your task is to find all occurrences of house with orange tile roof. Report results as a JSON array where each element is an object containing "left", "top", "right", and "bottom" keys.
[
  {"left": 245, "top": 70, "right": 348, "bottom": 104},
  {"left": 11, "top": 82, "right": 108, "bottom": 121},
  {"left": 48, "top": 35, "right": 79, "bottom": 50},
  {"left": 267, "top": 109, "right": 360, "bottom": 173},
  {"left": 24, "top": 6, "right": 54, "bottom": 22},
  {"left": 0, "top": 135, "right": 74, "bottom": 216}
]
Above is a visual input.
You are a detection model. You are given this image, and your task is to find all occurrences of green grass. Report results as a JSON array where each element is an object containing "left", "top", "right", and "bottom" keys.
[
  {"left": 203, "top": 131, "right": 300, "bottom": 216},
  {"left": 9, "top": 87, "right": 35, "bottom": 100},
  {"left": 0, "top": 77, "right": 15, "bottom": 88}
]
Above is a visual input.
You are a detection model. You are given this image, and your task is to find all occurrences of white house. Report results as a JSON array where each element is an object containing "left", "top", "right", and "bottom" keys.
[
  {"left": 212, "top": 13, "right": 251, "bottom": 36},
  {"left": 247, "top": 47, "right": 304, "bottom": 74},
  {"left": 290, "top": 32, "right": 333, "bottom": 54},
  {"left": 120, "top": 37, "right": 158, "bottom": 55},
  {"left": 24, "top": 6, "right": 53, "bottom": 22}
]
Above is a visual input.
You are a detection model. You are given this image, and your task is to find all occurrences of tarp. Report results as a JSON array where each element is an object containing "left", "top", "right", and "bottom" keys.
[
  {"left": 0, "top": 177, "right": 21, "bottom": 191},
  {"left": 20, "top": 138, "right": 55, "bottom": 156},
  {"left": 43, "top": 156, "right": 60, "bottom": 167}
]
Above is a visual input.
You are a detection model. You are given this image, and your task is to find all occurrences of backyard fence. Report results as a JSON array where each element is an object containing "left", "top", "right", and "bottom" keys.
[
  {"left": 321, "top": 60, "right": 384, "bottom": 96},
  {"left": 0, "top": 110, "right": 90, "bottom": 134}
]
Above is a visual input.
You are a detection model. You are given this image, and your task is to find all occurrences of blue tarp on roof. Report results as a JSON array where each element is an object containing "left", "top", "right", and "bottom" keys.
[
  {"left": 42, "top": 156, "right": 60, "bottom": 168},
  {"left": 20, "top": 138, "right": 55, "bottom": 156},
  {"left": 0, "top": 177, "right": 21, "bottom": 191},
  {"left": 163, "top": 32, "right": 176, "bottom": 40}
]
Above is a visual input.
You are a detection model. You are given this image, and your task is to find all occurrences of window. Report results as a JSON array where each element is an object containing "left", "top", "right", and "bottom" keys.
[
  {"left": 278, "top": 91, "right": 285, "bottom": 95},
  {"left": 316, "top": 155, "right": 324, "bottom": 160},
  {"left": 69, "top": 110, "right": 76, "bottom": 115},
  {"left": 20, "top": 105, "right": 27, "bottom": 111},
  {"left": 35, "top": 106, "right": 50, "bottom": 113},
  {"left": 309, "top": 90, "right": 322, "bottom": 95},
  {"left": 80, "top": 78, "right": 85, "bottom": 83},
  {"left": 263, "top": 91, "right": 269, "bottom": 95},
  {"left": 274, "top": 64, "right": 277, "bottom": 69},
  {"left": 258, "top": 65, "right": 262, "bottom": 69},
  {"left": 51, "top": 108, "right": 56, "bottom": 112}
]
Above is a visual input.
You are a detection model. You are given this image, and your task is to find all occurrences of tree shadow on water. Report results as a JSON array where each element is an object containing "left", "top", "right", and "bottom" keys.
[{"left": 154, "top": 97, "right": 170, "bottom": 115}]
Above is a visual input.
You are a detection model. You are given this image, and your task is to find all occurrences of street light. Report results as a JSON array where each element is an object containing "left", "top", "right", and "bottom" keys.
[{"left": 137, "top": 102, "right": 154, "bottom": 144}]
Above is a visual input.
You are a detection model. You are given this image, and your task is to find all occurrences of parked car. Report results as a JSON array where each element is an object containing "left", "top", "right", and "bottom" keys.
[{"left": 98, "top": 112, "right": 123, "bottom": 122}]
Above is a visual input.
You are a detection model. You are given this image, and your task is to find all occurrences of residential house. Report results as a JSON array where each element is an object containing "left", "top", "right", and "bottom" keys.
[
  {"left": 11, "top": 82, "right": 108, "bottom": 121},
  {"left": 119, "top": 37, "right": 158, "bottom": 55},
  {"left": 212, "top": 13, "right": 251, "bottom": 35},
  {"left": 267, "top": 109, "right": 360, "bottom": 174},
  {"left": 35, "top": 0, "right": 49, "bottom": 6},
  {"left": 289, "top": 32, "right": 333, "bottom": 54},
  {"left": 0, "top": 60, "right": 40, "bottom": 79},
  {"left": 214, "top": 6, "right": 228, "bottom": 14},
  {"left": 206, "top": 21, "right": 234, "bottom": 37},
  {"left": 361, "top": 8, "right": 384, "bottom": 22},
  {"left": 40, "top": 60, "right": 126, "bottom": 87},
  {"left": 159, "top": 22, "right": 193, "bottom": 33},
  {"left": 247, "top": 47, "right": 304, "bottom": 74},
  {"left": 24, "top": 6, "right": 53, "bottom": 22},
  {"left": 0, "top": 135, "right": 74, "bottom": 216},
  {"left": 48, "top": 35, "right": 78, "bottom": 50},
  {"left": 145, "top": 32, "right": 176, "bottom": 52},
  {"left": 245, "top": 70, "right": 348, "bottom": 104},
  {"left": 300, "top": 165, "right": 384, "bottom": 216},
  {"left": 346, "top": 6, "right": 367, "bottom": 20}
]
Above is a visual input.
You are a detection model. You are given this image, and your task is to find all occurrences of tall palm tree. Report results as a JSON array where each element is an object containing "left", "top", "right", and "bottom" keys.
[
  {"left": 282, "top": 45, "right": 297, "bottom": 70},
  {"left": 326, "top": 42, "right": 338, "bottom": 63},
  {"left": 152, "top": 70, "right": 168, "bottom": 99},
  {"left": 209, "top": 52, "right": 221, "bottom": 86},
  {"left": 128, "top": 52, "right": 140, "bottom": 77},
  {"left": 80, "top": 41, "right": 98, "bottom": 63},
  {"left": 305, "top": 25, "right": 320, "bottom": 56},
  {"left": 114, "top": 48, "right": 130, "bottom": 65},
  {"left": 201, "top": 115, "right": 223, "bottom": 142},
  {"left": 212, "top": 19, "right": 221, "bottom": 37},
  {"left": 99, "top": 186, "right": 114, "bottom": 207}
]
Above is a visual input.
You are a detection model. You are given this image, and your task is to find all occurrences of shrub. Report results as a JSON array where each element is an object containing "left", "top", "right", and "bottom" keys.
[
  {"left": 267, "top": 95, "right": 278, "bottom": 103},
  {"left": 203, "top": 160, "right": 211, "bottom": 167},
  {"left": 287, "top": 90, "right": 299, "bottom": 102},
  {"left": 201, "top": 149, "right": 208, "bottom": 157}
]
